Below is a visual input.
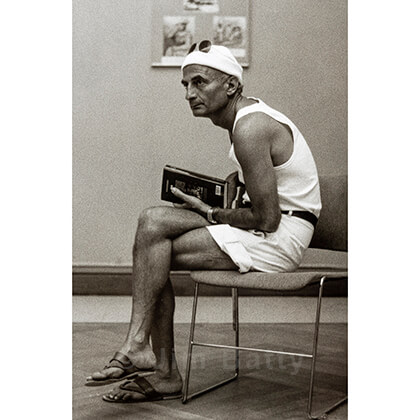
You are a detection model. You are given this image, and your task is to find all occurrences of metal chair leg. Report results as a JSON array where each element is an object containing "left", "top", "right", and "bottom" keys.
[
  {"left": 307, "top": 276, "right": 348, "bottom": 419},
  {"left": 182, "top": 282, "right": 200, "bottom": 403},
  {"left": 232, "top": 287, "right": 239, "bottom": 375},
  {"left": 183, "top": 282, "right": 239, "bottom": 404}
]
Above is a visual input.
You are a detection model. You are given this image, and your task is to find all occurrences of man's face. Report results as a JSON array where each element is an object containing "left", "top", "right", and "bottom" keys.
[{"left": 181, "top": 65, "right": 229, "bottom": 118}]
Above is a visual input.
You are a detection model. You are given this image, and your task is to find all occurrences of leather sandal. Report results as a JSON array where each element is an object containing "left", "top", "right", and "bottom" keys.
[
  {"left": 102, "top": 376, "right": 182, "bottom": 403},
  {"left": 85, "top": 352, "right": 155, "bottom": 387}
]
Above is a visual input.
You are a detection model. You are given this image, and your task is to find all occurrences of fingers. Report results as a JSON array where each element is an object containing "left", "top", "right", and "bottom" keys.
[
  {"left": 171, "top": 187, "right": 192, "bottom": 208},
  {"left": 170, "top": 186, "right": 187, "bottom": 199},
  {"left": 173, "top": 202, "right": 191, "bottom": 209},
  {"left": 170, "top": 186, "right": 209, "bottom": 216},
  {"left": 171, "top": 186, "right": 196, "bottom": 206}
]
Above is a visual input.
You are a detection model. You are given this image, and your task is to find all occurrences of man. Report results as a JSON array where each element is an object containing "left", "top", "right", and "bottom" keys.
[{"left": 85, "top": 40, "right": 321, "bottom": 403}]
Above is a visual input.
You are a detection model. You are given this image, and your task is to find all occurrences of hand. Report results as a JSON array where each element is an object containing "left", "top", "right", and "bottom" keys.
[{"left": 170, "top": 186, "right": 211, "bottom": 217}]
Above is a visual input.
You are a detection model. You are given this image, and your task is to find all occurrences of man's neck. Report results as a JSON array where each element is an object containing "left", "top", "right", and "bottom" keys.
[{"left": 209, "top": 94, "right": 244, "bottom": 132}]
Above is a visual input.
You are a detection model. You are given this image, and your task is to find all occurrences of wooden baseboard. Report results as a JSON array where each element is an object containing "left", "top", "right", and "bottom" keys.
[{"left": 72, "top": 266, "right": 347, "bottom": 297}]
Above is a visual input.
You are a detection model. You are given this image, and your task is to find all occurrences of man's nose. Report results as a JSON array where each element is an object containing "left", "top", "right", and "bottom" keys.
[{"left": 185, "top": 85, "right": 197, "bottom": 100}]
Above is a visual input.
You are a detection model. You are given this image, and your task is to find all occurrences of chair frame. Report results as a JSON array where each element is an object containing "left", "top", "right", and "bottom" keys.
[{"left": 182, "top": 274, "right": 347, "bottom": 420}]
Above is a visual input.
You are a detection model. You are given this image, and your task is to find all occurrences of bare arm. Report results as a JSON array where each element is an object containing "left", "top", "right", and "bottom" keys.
[{"left": 212, "top": 114, "right": 281, "bottom": 232}]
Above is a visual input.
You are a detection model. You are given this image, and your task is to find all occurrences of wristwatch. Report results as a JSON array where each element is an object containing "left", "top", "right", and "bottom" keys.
[{"left": 207, "top": 207, "right": 218, "bottom": 224}]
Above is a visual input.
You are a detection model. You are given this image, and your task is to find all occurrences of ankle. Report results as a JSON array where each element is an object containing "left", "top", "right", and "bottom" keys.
[
  {"left": 155, "top": 367, "right": 182, "bottom": 383},
  {"left": 155, "top": 358, "right": 182, "bottom": 379},
  {"left": 128, "top": 335, "right": 152, "bottom": 354},
  {"left": 132, "top": 333, "right": 148, "bottom": 347}
]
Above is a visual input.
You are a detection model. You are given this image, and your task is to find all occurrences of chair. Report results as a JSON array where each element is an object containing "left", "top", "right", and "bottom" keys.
[{"left": 181, "top": 175, "right": 348, "bottom": 420}]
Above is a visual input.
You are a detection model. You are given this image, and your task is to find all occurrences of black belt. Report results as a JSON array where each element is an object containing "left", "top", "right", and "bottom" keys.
[
  {"left": 281, "top": 210, "right": 318, "bottom": 228},
  {"left": 241, "top": 202, "right": 317, "bottom": 228}
]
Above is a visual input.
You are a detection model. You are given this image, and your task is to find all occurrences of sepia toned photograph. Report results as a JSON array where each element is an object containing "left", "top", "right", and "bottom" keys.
[
  {"left": 7, "top": 0, "right": 419, "bottom": 418},
  {"left": 73, "top": 0, "right": 348, "bottom": 418},
  {"left": 213, "top": 16, "right": 247, "bottom": 57},
  {"left": 163, "top": 16, "right": 195, "bottom": 58}
]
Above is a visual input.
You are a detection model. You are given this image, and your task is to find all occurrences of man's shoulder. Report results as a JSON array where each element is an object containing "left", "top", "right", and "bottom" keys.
[
  {"left": 233, "top": 110, "right": 285, "bottom": 142},
  {"left": 231, "top": 113, "right": 273, "bottom": 158}
]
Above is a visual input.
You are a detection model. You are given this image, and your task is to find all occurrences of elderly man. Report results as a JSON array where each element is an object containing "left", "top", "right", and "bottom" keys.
[{"left": 85, "top": 40, "right": 321, "bottom": 403}]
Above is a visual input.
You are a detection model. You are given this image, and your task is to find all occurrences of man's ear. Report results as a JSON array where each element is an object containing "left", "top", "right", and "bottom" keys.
[{"left": 226, "top": 76, "right": 241, "bottom": 97}]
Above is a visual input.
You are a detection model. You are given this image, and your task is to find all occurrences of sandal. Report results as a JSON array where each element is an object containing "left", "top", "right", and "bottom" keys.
[
  {"left": 85, "top": 352, "right": 155, "bottom": 387},
  {"left": 102, "top": 376, "right": 182, "bottom": 403}
]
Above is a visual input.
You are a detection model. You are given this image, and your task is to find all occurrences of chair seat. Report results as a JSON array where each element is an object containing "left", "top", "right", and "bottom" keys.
[{"left": 190, "top": 248, "right": 347, "bottom": 291}]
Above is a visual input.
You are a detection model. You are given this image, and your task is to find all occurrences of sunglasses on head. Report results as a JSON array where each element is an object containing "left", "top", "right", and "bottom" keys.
[{"left": 187, "top": 40, "right": 212, "bottom": 54}]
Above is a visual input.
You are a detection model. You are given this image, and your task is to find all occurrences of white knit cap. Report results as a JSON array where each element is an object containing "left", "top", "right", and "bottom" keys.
[{"left": 181, "top": 44, "right": 243, "bottom": 84}]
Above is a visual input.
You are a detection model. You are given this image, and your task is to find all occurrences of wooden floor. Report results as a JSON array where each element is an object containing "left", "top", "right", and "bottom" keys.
[{"left": 73, "top": 323, "right": 347, "bottom": 419}]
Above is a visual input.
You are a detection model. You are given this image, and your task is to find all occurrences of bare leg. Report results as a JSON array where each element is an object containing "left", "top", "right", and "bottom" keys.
[
  {"left": 103, "top": 209, "right": 237, "bottom": 399},
  {"left": 89, "top": 206, "right": 234, "bottom": 382},
  {"left": 144, "top": 280, "right": 183, "bottom": 393}
]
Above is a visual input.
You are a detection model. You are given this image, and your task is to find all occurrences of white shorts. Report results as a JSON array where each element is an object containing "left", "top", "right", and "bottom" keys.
[{"left": 206, "top": 214, "right": 314, "bottom": 273}]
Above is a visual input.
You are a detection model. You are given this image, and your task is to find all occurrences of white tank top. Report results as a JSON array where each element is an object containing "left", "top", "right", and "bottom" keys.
[{"left": 229, "top": 98, "right": 322, "bottom": 218}]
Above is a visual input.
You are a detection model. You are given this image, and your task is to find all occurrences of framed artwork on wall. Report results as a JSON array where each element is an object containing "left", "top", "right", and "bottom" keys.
[{"left": 151, "top": 0, "right": 250, "bottom": 67}]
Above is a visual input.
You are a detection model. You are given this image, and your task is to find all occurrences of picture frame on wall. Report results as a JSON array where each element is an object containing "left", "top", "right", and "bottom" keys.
[{"left": 151, "top": 0, "right": 250, "bottom": 67}]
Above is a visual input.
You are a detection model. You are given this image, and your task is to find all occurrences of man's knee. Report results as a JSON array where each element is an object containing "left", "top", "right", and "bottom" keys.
[{"left": 135, "top": 207, "right": 168, "bottom": 244}]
